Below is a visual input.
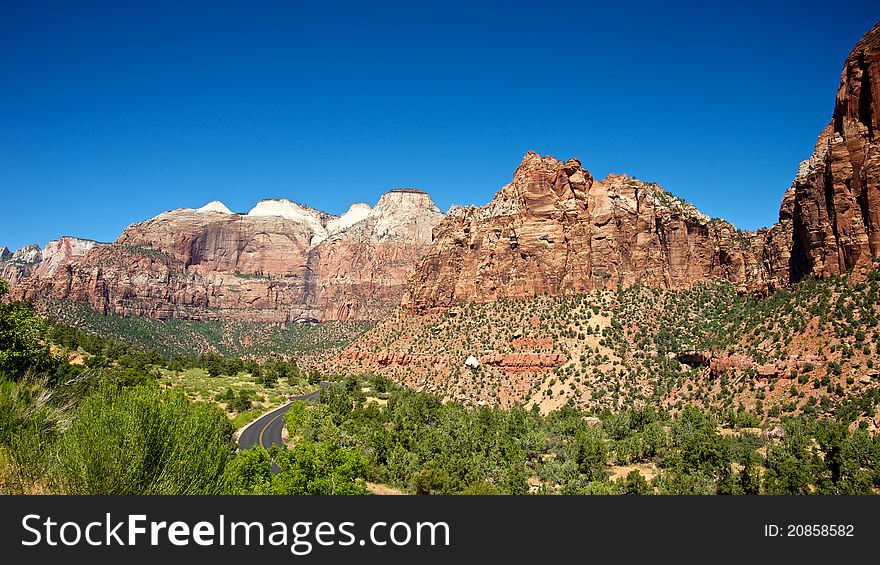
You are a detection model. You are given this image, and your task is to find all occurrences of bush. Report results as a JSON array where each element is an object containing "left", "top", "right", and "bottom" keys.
[
  {"left": 228, "top": 390, "right": 253, "bottom": 413},
  {"left": 0, "top": 377, "right": 64, "bottom": 447},
  {"left": 50, "top": 384, "right": 235, "bottom": 494},
  {"left": 618, "top": 470, "right": 652, "bottom": 495},
  {"left": 0, "top": 281, "right": 58, "bottom": 381},
  {"left": 225, "top": 442, "right": 368, "bottom": 495},
  {"left": 0, "top": 377, "right": 67, "bottom": 493}
]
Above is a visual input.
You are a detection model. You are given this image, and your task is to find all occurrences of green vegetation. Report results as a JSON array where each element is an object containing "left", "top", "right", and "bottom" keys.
[
  {"left": 0, "top": 280, "right": 367, "bottom": 495},
  {"left": 351, "top": 261, "right": 880, "bottom": 427},
  {"left": 38, "top": 297, "right": 371, "bottom": 361},
  {"left": 225, "top": 443, "right": 368, "bottom": 495},
  {"left": 0, "top": 279, "right": 59, "bottom": 380},
  {"left": 284, "top": 375, "right": 880, "bottom": 494},
  {"left": 3, "top": 261, "right": 880, "bottom": 495},
  {"left": 51, "top": 384, "right": 234, "bottom": 494},
  {"left": 163, "top": 360, "right": 316, "bottom": 415}
]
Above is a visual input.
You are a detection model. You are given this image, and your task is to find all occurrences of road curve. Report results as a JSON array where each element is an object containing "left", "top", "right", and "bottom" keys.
[{"left": 237, "top": 386, "right": 324, "bottom": 452}]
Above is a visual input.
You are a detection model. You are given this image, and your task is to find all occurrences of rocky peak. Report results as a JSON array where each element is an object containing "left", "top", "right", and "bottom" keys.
[
  {"left": 401, "top": 149, "right": 779, "bottom": 310},
  {"left": 1, "top": 244, "right": 43, "bottom": 285},
  {"left": 370, "top": 189, "right": 444, "bottom": 241},
  {"left": 374, "top": 188, "right": 437, "bottom": 210},
  {"left": 326, "top": 202, "right": 373, "bottom": 234},
  {"left": 498, "top": 151, "right": 592, "bottom": 215},
  {"left": 10, "top": 244, "right": 42, "bottom": 264},
  {"left": 833, "top": 21, "right": 880, "bottom": 142},
  {"left": 0, "top": 246, "right": 10, "bottom": 261},
  {"left": 36, "top": 237, "right": 105, "bottom": 277},
  {"left": 197, "top": 201, "right": 234, "bottom": 214},
  {"left": 600, "top": 174, "right": 712, "bottom": 224},
  {"left": 247, "top": 198, "right": 332, "bottom": 243},
  {"left": 308, "top": 189, "right": 445, "bottom": 321}
]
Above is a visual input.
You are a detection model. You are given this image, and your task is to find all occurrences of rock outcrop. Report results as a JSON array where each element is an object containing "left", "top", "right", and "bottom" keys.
[
  {"left": 310, "top": 190, "right": 444, "bottom": 321},
  {"left": 197, "top": 201, "right": 234, "bottom": 214},
  {"left": 1, "top": 238, "right": 103, "bottom": 285},
  {"left": 481, "top": 352, "right": 567, "bottom": 372},
  {"left": 5, "top": 192, "right": 444, "bottom": 322},
  {"left": 11, "top": 244, "right": 42, "bottom": 265},
  {"left": 402, "top": 152, "right": 784, "bottom": 311},
  {"left": 35, "top": 237, "right": 105, "bottom": 278},
  {"left": 400, "top": 22, "right": 880, "bottom": 311},
  {"left": 788, "top": 22, "right": 880, "bottom": 282}
]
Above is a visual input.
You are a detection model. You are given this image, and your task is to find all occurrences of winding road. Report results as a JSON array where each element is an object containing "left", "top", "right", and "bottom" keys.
[{"left": 237, "top": 383, "right": 326, "bottom": 452}]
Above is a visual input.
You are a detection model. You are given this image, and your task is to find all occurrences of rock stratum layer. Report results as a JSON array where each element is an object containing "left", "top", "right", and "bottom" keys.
[{"left": 4, "top": 190, "right": 443, "bottom": 322}]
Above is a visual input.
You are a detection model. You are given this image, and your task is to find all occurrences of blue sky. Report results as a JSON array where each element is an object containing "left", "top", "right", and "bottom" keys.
[{"left": 2, "top": 1, "right": 879, "bottom": 251}]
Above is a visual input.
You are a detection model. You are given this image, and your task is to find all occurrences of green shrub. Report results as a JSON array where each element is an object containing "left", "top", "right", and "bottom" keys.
[
  {"left": 50, "top": 384, "right": 234, "bottom": 494},
  {"left": 225, "top": 442, "right": 368, "bottom": 495},
  {"left": 0, "top": 281, "right": 58, "bottom": 381},
  {"left": 0, "top": 377, "right": 67, "bottom": 493}
]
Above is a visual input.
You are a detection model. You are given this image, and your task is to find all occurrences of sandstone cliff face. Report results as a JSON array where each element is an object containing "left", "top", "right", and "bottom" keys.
[
  {"left": 400, "top": 23, "right": 880, "bottom": 310},
  {"left": 402, "top": 152, "right": 784, "bottom": 311},
  {"left": 34, "top": 237, "right": 105, "bottom": 278},
  {"left": 7, "top": 23, "right": 880, "bottom": 329},
  {"left": 11, "top": 244, "right": 42, "bottom": 265},
  {"left": 6, "top": 192, "right": 443, "bottom": 322},
  {"left": 789, "top": 22, "right": 880, "bottom": 282},
  {"left": 311, "top": 190, "right": 444, "bottom": 321},
  {"left": 1, "top": 238, "right": 102, "bottom": 286}
]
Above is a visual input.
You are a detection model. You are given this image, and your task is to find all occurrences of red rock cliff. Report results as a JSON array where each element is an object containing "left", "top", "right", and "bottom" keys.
[
  {"left": 789, "top": 22, "right": 880, "bottom": 282},
  {"left": 402, "top": 22, "right": 880, "bottom": 310},
  {"left": 401, "top": 151, "right": 783, "bottom": 311},
  {"left": 6, "top": 191, "right": 443, "bottom": 322}
]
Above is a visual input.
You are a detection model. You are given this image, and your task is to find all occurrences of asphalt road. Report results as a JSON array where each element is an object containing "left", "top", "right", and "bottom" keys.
[{"left": 237, "top": 384, "right": 325, "bottom": 452}]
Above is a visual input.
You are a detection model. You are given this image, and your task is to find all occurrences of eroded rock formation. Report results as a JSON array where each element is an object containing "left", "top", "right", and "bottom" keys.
[
  {"left": 789, "top": 22, "right": 880, "bottom": 282},
  {"left": 401, "top": 152, "right": 787, "bottom": 311},
  {"left": 4, "top": 191, "right": 443, "bottom": 322}
]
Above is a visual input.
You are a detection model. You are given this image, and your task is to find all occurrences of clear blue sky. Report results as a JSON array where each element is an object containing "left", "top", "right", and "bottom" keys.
[{"left": 2, "top": 1, "right": 879, "bottom": 251}]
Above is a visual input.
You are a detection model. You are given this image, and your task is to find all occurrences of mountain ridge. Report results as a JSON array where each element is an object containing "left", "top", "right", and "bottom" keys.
[
  {"left": 3, "top": 21, "right": 879, "bottom": 338},
  {"left": 2, "top": 189, "right": 443, "bottom": 322}
]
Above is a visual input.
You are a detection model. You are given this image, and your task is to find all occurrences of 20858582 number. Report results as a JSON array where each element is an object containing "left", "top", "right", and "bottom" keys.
[{"left": 787, "top": 525, "right": 854, "bottom": 536}]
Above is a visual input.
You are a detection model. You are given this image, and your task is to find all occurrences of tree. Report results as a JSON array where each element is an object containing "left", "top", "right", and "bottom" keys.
[
  {"left": 223, "top": 447, "right": 273, "bottom": 494},
  {"left": 567, "top": 428, "right": 608, "bottom": 482},
  {"left": 284, "top": 400, "right": 309, "bottom": 436},
  {"left": 255, "top": 370, "right": 277, "bottom": 388},
  {"left": 0, "top": 280, "right": 57, "bottom": 381},
  {"left": 762, "top": 419, "right": 825, "bottom": 495},
  {"left": 410, "top": 460, "right": 451, "bottom": 495},
  {"left": 738, "top": 459, "right": 761, "bottom": 495},
  {"left": 203, "top": 355, "right": 224, "bottom": 378},
  {"left": 228, "top": 390, "right": 253, "bottom": 413},
  {"left": 226, "top": 442, "right": 369, "bottom": 495},
  {"left": 618, "top": 470, "right": 652, "bottom": 495}
]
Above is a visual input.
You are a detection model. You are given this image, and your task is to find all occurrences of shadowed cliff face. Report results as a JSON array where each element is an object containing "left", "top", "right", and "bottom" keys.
[
  {"left": 789, "top": 22, "right": 880, "bottom": 283},
  {"left": 4, "top": 191, "right": 444, "bottom": 323}
]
